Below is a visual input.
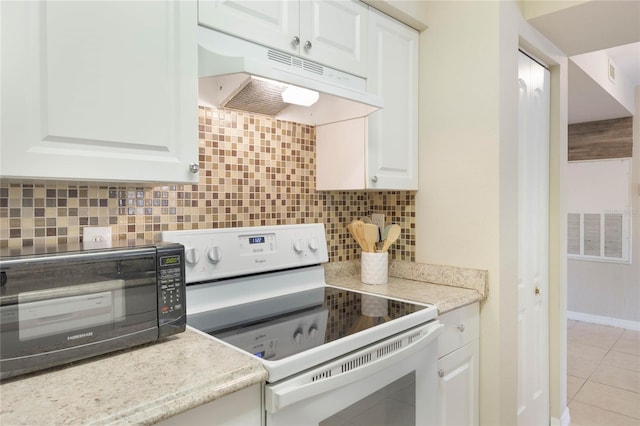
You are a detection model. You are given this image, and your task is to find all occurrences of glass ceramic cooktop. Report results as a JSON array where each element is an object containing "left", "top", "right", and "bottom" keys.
[{"left": 187, "top": 286, "right": 430, "bottom": 361}]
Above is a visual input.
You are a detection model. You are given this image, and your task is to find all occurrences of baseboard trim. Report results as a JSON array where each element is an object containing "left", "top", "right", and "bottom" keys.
[
  {"left": 550, "top": 407, "right": 571, "bottom": 426},
  {"left": 568, "top": 311, "right": 640, "bottom": 331}
]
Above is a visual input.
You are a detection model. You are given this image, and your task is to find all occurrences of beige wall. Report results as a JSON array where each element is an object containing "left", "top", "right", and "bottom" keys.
[
  {"left": 415, "top": 2, "right": 508, "bottom": 422},
  {"left": 520, "top": 0, "right": 589, "bottom": 20},
  {"left": 374, "top": 0, "right": 569, "bottom": 424}
]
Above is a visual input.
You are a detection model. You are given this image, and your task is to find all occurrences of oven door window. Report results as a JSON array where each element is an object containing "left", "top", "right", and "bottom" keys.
[
  {"left": 0, "top": 251, "right": 158, "bottom": 358},
  {"left": 320, "top": 372, "right": 416, "bottom": 426}
]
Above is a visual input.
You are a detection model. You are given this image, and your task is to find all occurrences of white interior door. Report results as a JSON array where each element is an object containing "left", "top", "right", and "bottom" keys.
[{"left": 517, "top": 51, "right": 550, "bottom": 426}]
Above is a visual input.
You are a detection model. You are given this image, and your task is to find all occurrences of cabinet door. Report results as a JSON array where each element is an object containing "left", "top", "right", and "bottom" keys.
[
  {"left": 1, "top": 1, "right": 199, "bottom": 183},
  {"left": 299, "top": 0, "right": 368, "bottom": 77},
  {"left": 156, "top": 384, "right": 262, "bottom": 426},
  {"left": 366, "top": 8, "right": 418, "bottom": 190},
  {"left": 199, "top": 0, "right": 299, "bottom": 55},
  {"left": 438, "top": 341, "right": 479, "bottom": 426},
  {"left": 438, "top": 302, "right": 480, "bottom": 358}
]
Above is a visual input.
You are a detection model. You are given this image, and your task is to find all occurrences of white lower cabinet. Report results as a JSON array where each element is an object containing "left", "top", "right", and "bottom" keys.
[
  {"left": 0, "top": 0, "right": 199, "bottom": 183},
  {"left": 156, "top": 383, "right": 262, "bottom": 426},
  {"left": 437, "top": 303, "right": 479, "bottom": 426}
]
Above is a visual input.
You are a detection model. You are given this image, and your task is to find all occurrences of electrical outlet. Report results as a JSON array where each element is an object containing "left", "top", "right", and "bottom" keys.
[
  {"left": 83, "top": 226, "right": 112, "bottom": 243},
  {"left": 371, "top": 213, "right": 385, "bottom": 242}
]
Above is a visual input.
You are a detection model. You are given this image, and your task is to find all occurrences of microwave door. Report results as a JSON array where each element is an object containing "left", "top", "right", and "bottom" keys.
[{"left": 18, "top": 280, "right": 125, "bottom": 341}]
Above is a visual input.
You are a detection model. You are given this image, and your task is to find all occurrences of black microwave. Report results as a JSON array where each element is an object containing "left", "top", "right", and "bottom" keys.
[{"left": 0, "top": 241, "right": 186, "bottom": 380}]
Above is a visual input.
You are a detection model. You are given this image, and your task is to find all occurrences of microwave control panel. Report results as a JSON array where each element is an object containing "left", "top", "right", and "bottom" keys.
[{"left": 156, "top": 245, "right": 186, "bottom": 333}]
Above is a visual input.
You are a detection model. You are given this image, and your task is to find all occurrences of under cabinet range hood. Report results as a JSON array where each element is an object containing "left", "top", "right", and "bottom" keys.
[{"left": 198, "top": 27, "right": 382, "bottom": 126}]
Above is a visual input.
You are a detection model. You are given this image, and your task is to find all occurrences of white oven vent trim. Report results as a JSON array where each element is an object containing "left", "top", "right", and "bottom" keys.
[
  {"left": 265, "top": 321, "right": 443, "bottom": 413},
  {"left": 266, "top": 49, "right": 324, "bottom": 77},
  {"left": 310, "top": 338, "right": 402, "bottom": 382}
]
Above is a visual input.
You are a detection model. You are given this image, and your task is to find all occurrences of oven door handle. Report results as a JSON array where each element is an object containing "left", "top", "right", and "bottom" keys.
[{"left": 265, "top": 320, "right": 443, "bottom": 413}]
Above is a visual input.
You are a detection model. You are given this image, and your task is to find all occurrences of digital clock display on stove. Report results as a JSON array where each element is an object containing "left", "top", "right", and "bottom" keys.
[
  {"left": 248, "top": 236, "right": 266, "bottom": 244},
  {"left": 239, "top": 233, "right": 275, "bottom": 254}
]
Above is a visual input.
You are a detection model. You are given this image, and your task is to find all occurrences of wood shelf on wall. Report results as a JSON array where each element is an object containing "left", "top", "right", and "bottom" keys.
[{"left": 568, "top": 117, "right": 633, "bottom": 161}]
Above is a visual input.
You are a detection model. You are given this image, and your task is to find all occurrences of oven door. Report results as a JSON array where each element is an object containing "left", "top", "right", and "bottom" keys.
[{"left": 265, "top": 320, "right": 443, "bottom": 426}]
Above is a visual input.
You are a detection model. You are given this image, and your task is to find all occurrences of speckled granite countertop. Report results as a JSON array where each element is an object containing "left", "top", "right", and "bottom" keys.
[
  {"left": 325, "top": 260, "right": 488, "bottom": 314},
  {"left": 0, "top": 328, "right": 267, "bottom": 426}
]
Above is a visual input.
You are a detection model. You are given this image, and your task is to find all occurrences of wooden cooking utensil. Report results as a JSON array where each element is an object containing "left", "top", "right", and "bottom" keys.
[
  {"left": 352, "top": 220, "right": 369, "bottom": 252},
  {"left": 381, "top": 224, "right": 401, "bottom": 252},
  {"left": 382, "top": 224, "right": 393, "bottom": 241},
  {"left": 347, "top": 221, "right": 368, "bottom": 252},
  {"left": 363, "top": 223, "right": 379, "bottom": 253}
]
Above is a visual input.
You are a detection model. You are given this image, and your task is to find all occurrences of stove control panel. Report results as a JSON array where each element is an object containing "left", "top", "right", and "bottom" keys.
[{"left": 161, "top": 224, "right": 328, "bottom": 283}]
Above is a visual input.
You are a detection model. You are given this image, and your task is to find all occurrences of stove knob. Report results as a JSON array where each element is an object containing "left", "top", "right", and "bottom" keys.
[
  {"left": 293, "top": 328, "right": 303, "bottom": 344},
  {"left": 293, "top": 238, "right": 304, "bottom": 253},
  {"left": 207, "top": 246, "right": 222, "bottom": 264},
  {"left": 185, "top": 248, "right": 200, "bottom": 265},
  {"left": 308, "top": 325, "right": 319, "bottom": 339},
  {"left": 308, "top": 237, "right": 318, "bottom": 252}
]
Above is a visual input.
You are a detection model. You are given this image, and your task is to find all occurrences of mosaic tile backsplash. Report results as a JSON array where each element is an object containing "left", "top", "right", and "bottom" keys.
[{"left": 0, "top": 106, "right": 416, "bottom": 262}]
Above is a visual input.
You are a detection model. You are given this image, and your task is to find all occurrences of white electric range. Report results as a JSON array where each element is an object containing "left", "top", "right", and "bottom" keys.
[{"left": 161, "top": 223, "right": 442, "bottom": 426}]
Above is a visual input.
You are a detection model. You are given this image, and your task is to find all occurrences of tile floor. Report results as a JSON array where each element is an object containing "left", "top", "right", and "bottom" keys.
[{"left": 567, "top": 320, "right": 640, "bottom": 425}]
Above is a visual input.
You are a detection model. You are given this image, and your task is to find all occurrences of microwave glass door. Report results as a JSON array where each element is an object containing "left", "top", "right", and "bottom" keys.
[{"left": 0, "top": 249, "right": 158, "bottom": 359}]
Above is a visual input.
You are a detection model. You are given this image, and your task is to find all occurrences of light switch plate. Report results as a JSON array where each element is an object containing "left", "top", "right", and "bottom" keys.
[{"left": 83, "top": 226, "right": 112, "bottom": 245}]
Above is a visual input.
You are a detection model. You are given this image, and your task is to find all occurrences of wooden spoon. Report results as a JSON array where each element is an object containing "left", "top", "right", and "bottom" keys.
[
  {"left": 363, "top": 223, "right": 379, "bottom": 253},
  {"left": 347, "top": 221, "right": 368, "bottom": 252},
  {"left": 381, "top": 224, "right": 401, "bottom": 252},
  {"left": 352, "top": 220, "right": 369, "bottom": 252}
]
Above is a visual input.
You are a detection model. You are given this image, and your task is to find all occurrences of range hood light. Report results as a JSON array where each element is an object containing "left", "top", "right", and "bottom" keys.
[{"left": 281, "top": 85, "right": 320, "bottom": 107}]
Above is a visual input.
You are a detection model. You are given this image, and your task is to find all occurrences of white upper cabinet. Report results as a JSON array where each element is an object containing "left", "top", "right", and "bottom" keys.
[
  {"left": 1, "top": 1, "right": 199, "bottom": 183},
  {"left": 366, "top": 7, "right": 418, "bottom": 190},
  {"left": 198, "top": 0, "right": 368, "bottom": 77},
  {"left": 316, "top": 8, "right": 418, "bottom": 190}
]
